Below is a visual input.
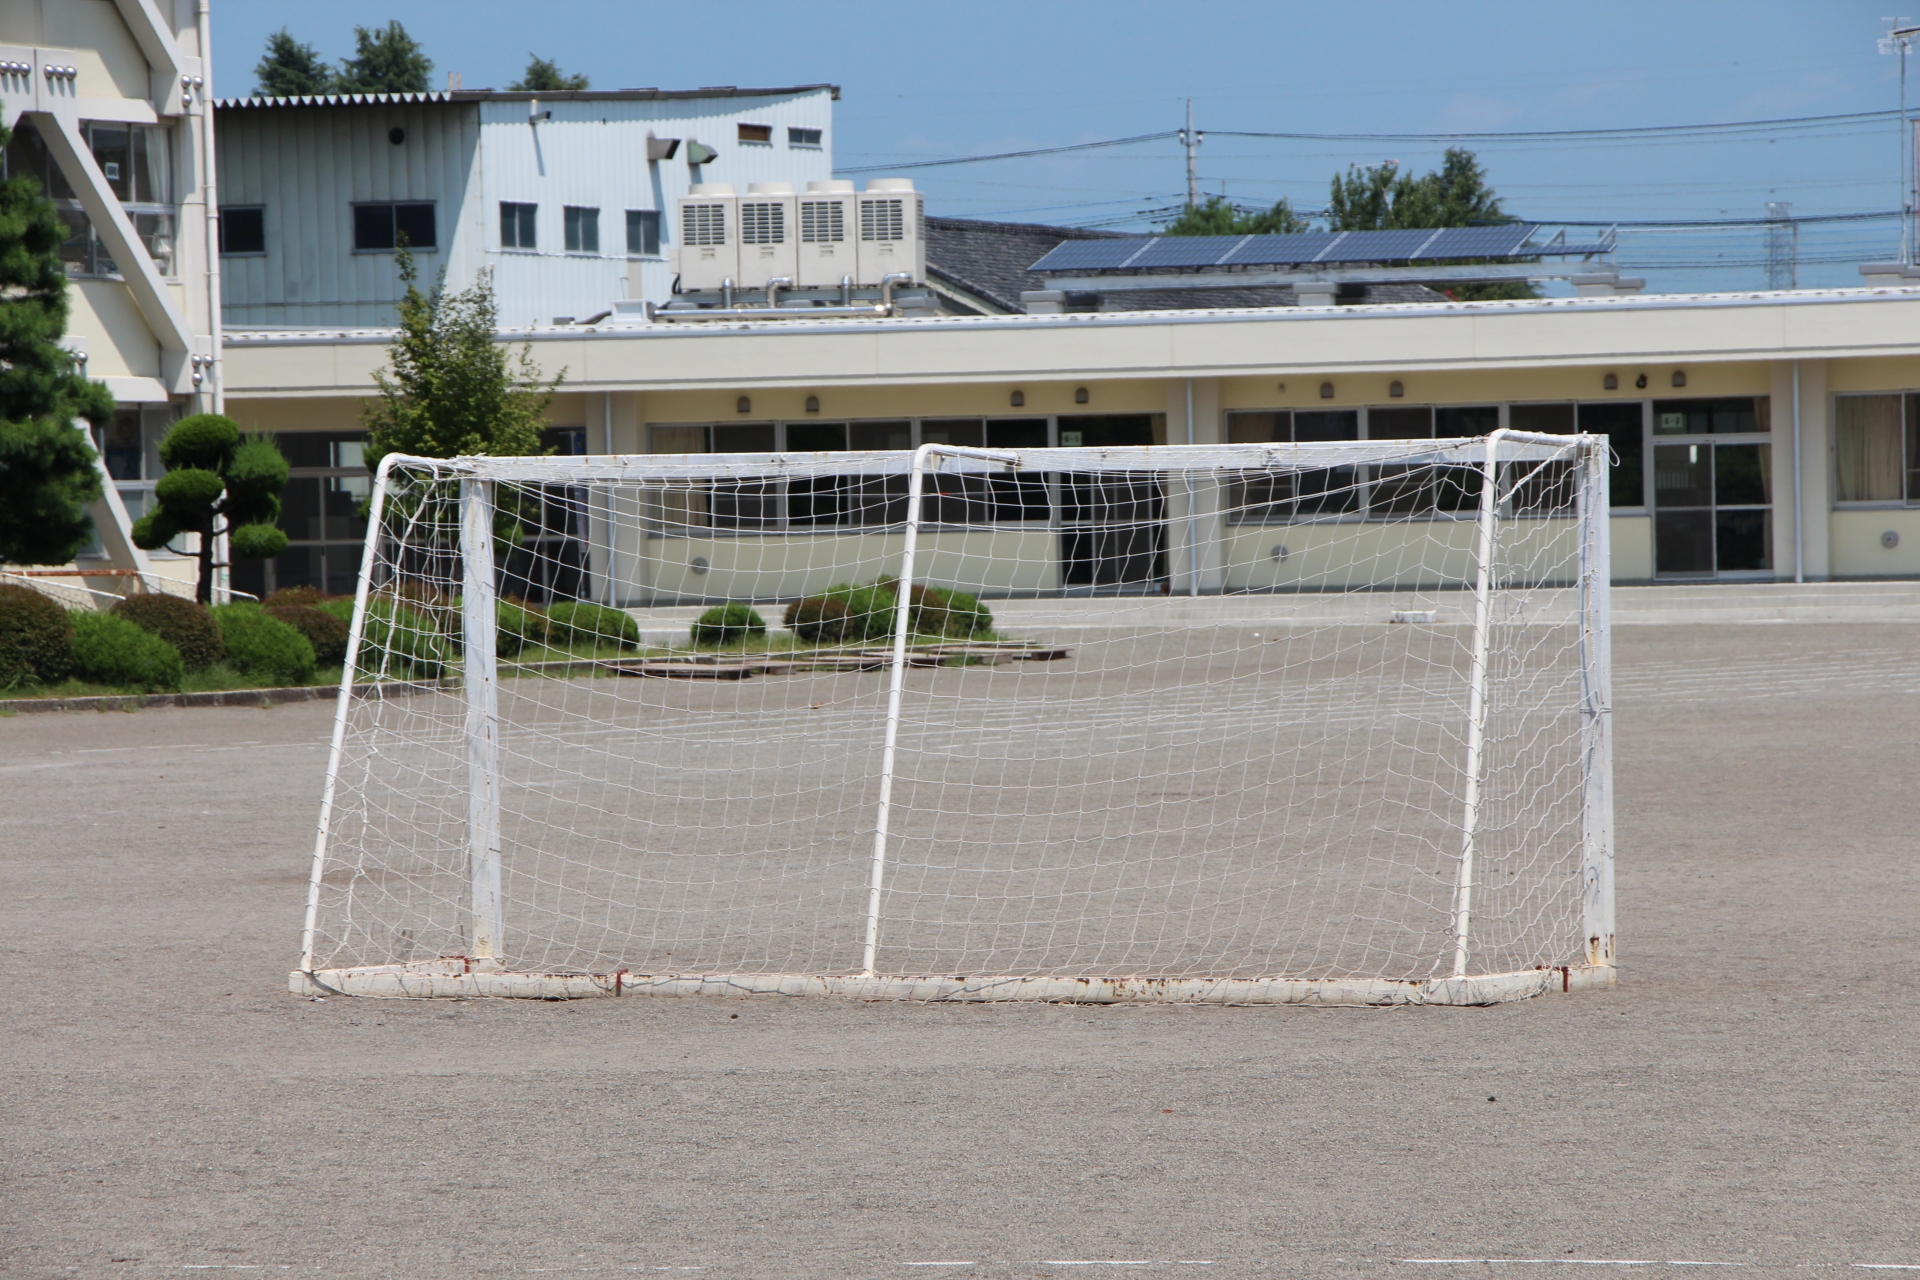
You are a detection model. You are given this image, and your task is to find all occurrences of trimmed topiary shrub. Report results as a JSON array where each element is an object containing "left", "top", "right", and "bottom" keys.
[
  {"left": 111, "top": 593, "right": 226, "bottom": 671},
  {"left": 213, "top": 602, "right": 316, "bottom": 685},
  {"left": 544, "top": 600, "right": 640, "bottom": 651},
  {"left": 265, "top": 604, "right": 348, "bottom": 668},
  {"left": 0, "top": 583, "right": 74, "bottom": 688},
  {"left": 69, "top": 610, "right": 182, "bottom": 691},
  {"left": 496, "top": 600, "right": 544, "bottom": 658},
  {"left": 262, "top": 585, "right": 327, "bottom": 608},
  {"left": 691, "top": 602, "right": 766, "bottom": 646}
]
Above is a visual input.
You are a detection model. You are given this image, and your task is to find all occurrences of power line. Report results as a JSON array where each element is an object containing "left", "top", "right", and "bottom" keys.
[
  {"left": 837, "top": 131, "right": 1176, "bottom": 175},
  {"left": 1210, "top": 108, "right": 1904, "bottom": 144}
]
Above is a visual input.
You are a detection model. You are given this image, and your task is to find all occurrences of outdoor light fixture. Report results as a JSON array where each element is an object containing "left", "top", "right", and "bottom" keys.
[
  {"left": 1635, "top": 373, "right": 1648, "bottom": 389},
  {"left": 805, "top": 395, "right": 820, "bottom": 413},
  {"left": 1319, "top": 381, "right": 1335, "bottom": 399},
  {"left": 1389, "top": 381, "right": 1404, "bottom": 398},
  {"left": 1604, "top": 373, "right": 1619, "bottom": 390},
  {"left": 1672, "top": 370, "right": 1687, "bottom": 388},
  {"left": 1010, "top": 390, "right": 1025, "bottom": 407},
  {"left": 1075, "top": 386, "right": 1090, "bottom": 404},
  {"left": 1276, "top": 382, "right": 1286, "bottom": 392},
  {"left": 736, "top": 396, "right": 751, "bottom": 413}
]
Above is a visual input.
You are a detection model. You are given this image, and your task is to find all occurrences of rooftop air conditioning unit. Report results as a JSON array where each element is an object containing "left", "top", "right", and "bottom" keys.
[
  {"left": 796, "top": 179, "right": 856, "bottom": 289},
  {"left": 738, "top": 181, "right": 798, "bottom": 289},
  {"left": 675, "top": 183, "right": 737, "bottom": 291},
  {"left": 856, "top": 178, "right": 924, "bottom": 287}
]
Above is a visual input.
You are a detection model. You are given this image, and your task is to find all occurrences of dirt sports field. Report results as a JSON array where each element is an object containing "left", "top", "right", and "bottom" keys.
[{"left": 4, "top": 622, "right": 1918, "bottom": 1279}]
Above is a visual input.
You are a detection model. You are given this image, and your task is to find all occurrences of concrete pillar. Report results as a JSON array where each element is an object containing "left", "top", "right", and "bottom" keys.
[
  {"left": 1770, "top": 359, "right": 1831, "bottom": 581},
  {"left": 1164, "top": 378, "right": 1226, "bottom": 594}
]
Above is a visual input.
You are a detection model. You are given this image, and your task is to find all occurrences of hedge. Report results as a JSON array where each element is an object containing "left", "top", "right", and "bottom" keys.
[
  {"left": 784, "top": 583, "right": 897, "bottom": 644},
  {"left": 545, "top": 600, "right": 641, "bottom": 651},
  {"left": 691, "top": 602, "right": 766, "bottom": 646},
  {"left": 212, "top": 602, "right": 316, "bottom": 685},
  {"left": 0, "top": 583, "right": 74, "bottom": 688},
  {"left": 265, "top": 604, "right": 349, "bottom": 667},
  {"left": 353, "top": 596, "right": 451, "bottom": 680},
  {"left": 111, "top": 593, "right": 226, "bottom": 670},
  {"left": 69, "top": 610, "right": 183, "bottom": 691}
]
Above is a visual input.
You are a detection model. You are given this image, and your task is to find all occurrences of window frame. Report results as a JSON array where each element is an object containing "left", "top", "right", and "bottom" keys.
[
  {"left": 626, "top": 208, "right": 661, "bottom": 257},
  {"left": 737, "top": 122, "right": 773, "bottom": 145},
  {"left": 563, "top": 204, "right": 600, "bottom": 255},
  {"left": 1832, "top": 390, "right": 1920, "bottom": 509},
  {"left": 219, "top": 205, "right": 266, "bottom": 256},
  {"left": 787, "top": 126, "right": 823, "bottom": 148},
  {"left": 499, "top": 201, "right": 537, "bottom": 251},
  {"left": 351, "top": 200, "right": 437, "bottom": 253}
]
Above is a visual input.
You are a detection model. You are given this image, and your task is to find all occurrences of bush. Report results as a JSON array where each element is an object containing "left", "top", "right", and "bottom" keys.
[
  {"left": 0, "top": 583, "right": 74, "bottom": 688},
  {"left": 544, "top": 600, "right": 640, "bottom": 651},
  {"left": 911, "top": 585, "right": 992, "bottom": 638},
  {"left": 213, "top": 602, "right": 316, "bottom": 685},
  {"left": 262, "top": 585, "right": 327, "bottom": 608},
  {"left": 495, "top": 600, "right": 544, "bottom": 658},
  {"left": 265, "top": 604, "right": 348, "bottom": 667},
  {"left": 784, "top": 593, "right": 850, "bottom": 644},
  {"left": 111, "top": 593, "right": 226, "bottom": 671},
  {"left": 356, "top": 595, "right": 452, "bottom": 681},
  {"left": 691, "top": 602, "right": 766, "bottom": 646},
  {"left": 314, "top": 597, "right": 353, "bottom": 627},
  {"left": 69, "top": 610, "right": 182, "bottom": 691}
]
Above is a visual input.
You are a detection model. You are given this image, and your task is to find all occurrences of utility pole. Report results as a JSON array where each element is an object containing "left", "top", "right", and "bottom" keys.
[
  {"left": 1881, "top": 20, "right": 1920, "bottom": 262},
  {"left": 1179, "top": 99, "right": 1202, "bottom": 208}
]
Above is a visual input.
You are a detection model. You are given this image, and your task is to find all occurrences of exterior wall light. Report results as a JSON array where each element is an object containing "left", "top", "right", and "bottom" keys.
[
  {"left": 1010, "top": 390, "right": 1025, "bottom": 407},
  {"left": 805, "top": 395, "right": 820, "bottom": 413},
  {"left": 1074, "top": 386, "right": 1090, "bottom": 404},
  {"left": 1389, "top": 381, "right": 1404, "bottom": 398},
  {"left": 1635, "top": 373, "right": 1648, "bottom": 389},
  {"left": 1319, "top": 381, "right": 1335, "bottom": 399},
  {"left": 1604, "top": 373, "right": 1619, "bottom": 390},
  {"left": 736, "top": 396, "right": 751, "bottom": 413},
  {"left": 1671, "top": 370, "right": 1687, "bottom": 388}
]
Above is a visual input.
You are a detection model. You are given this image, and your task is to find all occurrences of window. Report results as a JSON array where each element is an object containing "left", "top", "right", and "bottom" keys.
[
  {"left": 500, "top": 201, "right": 536, "bottom": 249},
  {"left": 7, "top": 119, "right": 176, "bottom": 277},
  {"left": 788, "top": 127, "right": 823, "bottom": 148},
  {"left": 737, "top": 123, "right": 773, "bottom": 144},
  {"left": 1577, "top": 401, "right": 1645, "bottom": 509},
  {"left": 353, "top": 202, "right": 436, "bottom": 251},
  {"left": 626, "top": 209, "right": 661, "bottom": 256},
  {"left": 220, "top": 206, "right": 265, "bottom": 255},
  {"left": 1834, "top": 394, "right": 1906, "bottom": 503},
  {"left": 1652, "top": 397, "right": 1766, "bottom": 436},
  {"left": 229, "top": 432, "right": 372, "bottom": 599},
  {"left": 564, "top": 205, "right": 599, "bottom": 253}
]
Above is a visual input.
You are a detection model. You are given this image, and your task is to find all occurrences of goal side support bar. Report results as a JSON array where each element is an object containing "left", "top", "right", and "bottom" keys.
[{"left": 291, "top": 963, "right": 1617, "bottom": 1004}]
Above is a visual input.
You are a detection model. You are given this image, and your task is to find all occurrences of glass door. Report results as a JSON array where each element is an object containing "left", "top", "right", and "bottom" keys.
[{"left": 1653, "top": 440, "right": 1772, "bottom": 578}]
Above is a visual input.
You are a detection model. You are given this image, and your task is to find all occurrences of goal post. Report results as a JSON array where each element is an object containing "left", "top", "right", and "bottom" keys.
[{"left": 293, "top": 433, "right": 1614, "bottom": 1005}]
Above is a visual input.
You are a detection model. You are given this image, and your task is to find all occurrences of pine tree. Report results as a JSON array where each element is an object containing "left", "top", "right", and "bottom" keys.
[
  {"left": 1161, "top": 195, "right": 1309, "bottom": 237},
  {"left": 363, "top": 248, "right": 561, "bottom": 467},
  {"left": 131, "top": 416, "right": 290, "bottom": 603},
  {"left": 510, "top": 55, "right": 588, "bottom": 92},
  {"left": 253, "top": 29, "right": 334, "bottom": 97},
  {"left": 334, "top": 22, "right": 432, "bottom": 95},
  {"left": 0, "top": 123, "right": 116, "bottom": 566}
]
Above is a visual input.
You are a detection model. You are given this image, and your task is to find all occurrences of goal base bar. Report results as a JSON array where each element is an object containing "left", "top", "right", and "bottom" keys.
[{"left": 290, "top": 963, "right": 1615, "bottom": 1005}]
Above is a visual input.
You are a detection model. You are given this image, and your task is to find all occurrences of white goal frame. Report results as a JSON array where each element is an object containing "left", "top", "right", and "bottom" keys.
[{"left": 292, "top": 432, "right": 1614, "bottom": 1005}]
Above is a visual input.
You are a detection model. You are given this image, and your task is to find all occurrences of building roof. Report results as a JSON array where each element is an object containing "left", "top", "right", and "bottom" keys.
[
  {"left": 924, "top": 217, "right": 1447, "bottom": 314},
  {"left": 216, "top": 84, "right": 840, "bottom": 110}
]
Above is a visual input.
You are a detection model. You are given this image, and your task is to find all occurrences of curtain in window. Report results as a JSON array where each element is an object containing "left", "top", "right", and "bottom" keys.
[{"left": 1834, "top": 395, "right": 1903, "bottom": 502}]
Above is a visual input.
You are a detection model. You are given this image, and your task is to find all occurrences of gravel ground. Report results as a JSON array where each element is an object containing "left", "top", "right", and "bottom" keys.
[{"left": 4, "top": 622, "right": 1918, "bottom": 1279}]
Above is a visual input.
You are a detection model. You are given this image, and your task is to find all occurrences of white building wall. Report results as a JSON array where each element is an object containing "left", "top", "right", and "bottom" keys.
[{"left": 217, "top": 88, "right": 835, "bottom": 329}]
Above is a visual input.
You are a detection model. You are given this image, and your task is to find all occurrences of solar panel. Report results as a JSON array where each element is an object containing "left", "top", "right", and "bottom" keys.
[
  {"left": 1027, "top": 239, "right": 1150, "bottom": 272},
  {"left": 1219, "top": 232, "right": 1343, "bottom": 266},
  {"left": 1415, "top": 225, "right": 1539, "bottom": 260},
  {"left": 1318, "top": 229, "right": 1436, "bottom": 262},
  {"left": 1124, "top": 237, "right": 1240, "bottom": 269}
]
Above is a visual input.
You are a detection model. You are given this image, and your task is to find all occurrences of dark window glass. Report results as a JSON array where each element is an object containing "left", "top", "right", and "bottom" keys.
[
  {"left": 786, "top": 422, "right": 848, "bottom": 452},
  {"left": 565, "top": 206, "right": 599, "bottom": 253},
  {"left": 1653, "top": 397, "right": 1764, "bottom": 436},
  {"left": 921, "top": 419, "right": 985, "bottom": 448},
  {"left": 1715, "top": 443, "right": 1770, "bottom": 506},
  {"left": 1716, "top": 509, "right": 1771, "bottom": 571},
  {"left": 1435, "top": 406, "right": 1499, "bottom": 437},
  {"left": 626, "top": 209, "right": 660, "bottom": 256},
  {"left": 850, "top": 420, "right": 911, "bottom": 451},
  {"left": 89, "top": 125, "right": 130, "bottom": 199},
  {"left": 1509, "top": 402, "right": 1575, "bottom": 434},
  {"left": 1908, "top": 396, "right": 1920, "bottom": 504},
  {"left": 393, "top": 202, "right": 436, "bottom": 249},
  {"left": 1654, "top": 443, "right": 1712, "bottom": 508},
  {"left": 1367, "top": 407, "right": 1432, "bottom": 439},
  {"left": 501, "top": 202, "right": 536, "bottom": 249},
  {"left": 987, "top": 418, "right": 1049, "bottom": 449},
  {"left": 1578, "top": 402, "right": 1645, "bottom": 509},
  {"left": 220, "top": 206, "right": 265, "bottom": 255},
  {"left": 710, "top": 482, "right": 778, "bottom": 530},
  {"left": 1226, "top": 411, "right": 1288, "bottom": 444},
  {"left": 1292, "top": 410, "right": 1359, "bottom": 442},
  {"left": 101, "top": 409, "right": 142, "bottom": 480},
  {"left": 788, "top": 127, "right": 823, "bottom": 147},
  {"left": 712, "top": 423, "right": 775, "bottom": 453},
  {"left": 352, "top": 204, "right": 393, "bottom": 250},
  {"left": 738, "top": 123, "right": 772, "bottom": 143}
]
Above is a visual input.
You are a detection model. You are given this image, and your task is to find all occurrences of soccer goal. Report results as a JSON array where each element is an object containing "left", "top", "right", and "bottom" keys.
[{"left": 292, "top": 431, "right": 1613, "bottom": 1004}]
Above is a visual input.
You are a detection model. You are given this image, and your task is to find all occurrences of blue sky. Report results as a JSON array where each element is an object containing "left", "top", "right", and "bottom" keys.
[{"left": 215, "top": 1, "right": 1913, "bottom": 291}]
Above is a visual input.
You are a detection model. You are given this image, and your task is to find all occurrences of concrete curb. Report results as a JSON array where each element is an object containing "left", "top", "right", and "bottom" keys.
[{"left": 0, "top": 680, "right": 445, "bottom": 716}]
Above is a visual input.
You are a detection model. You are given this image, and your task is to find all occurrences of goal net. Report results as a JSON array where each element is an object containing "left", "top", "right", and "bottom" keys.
[{"left": 294, "top": 433, "right": 1613, "bottom": 1004}]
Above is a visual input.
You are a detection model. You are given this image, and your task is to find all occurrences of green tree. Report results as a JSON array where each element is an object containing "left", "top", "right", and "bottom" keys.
[
  {"left": 1160, "top": 194, "right": 1309, "bottom": 237},
  {"left": 334, "top": 21, "right": 432, "bottom": 95},
  {"left": 510, "top": 54, "right": 588, "bottom": 92},
  {"left": 0, "top": 123, "right": 115, "bottom": 566},
  {"left": 363, "top": 247, "right": 561, "bottom": 468},
  {"left": 253, "top": 29, "right": 334, "bottom": 97},
  {"left": 131, "top": 415, "right": 290, "bottom": 603},
  {"left": 1326, "top": 148, "right": 1534, "bottom": 300}
]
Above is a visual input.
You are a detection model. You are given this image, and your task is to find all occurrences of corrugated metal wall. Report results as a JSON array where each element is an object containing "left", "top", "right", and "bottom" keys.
[
  {"left": 217, "top": 89, "right": 836, "bottom": 329},
  {"left": 217, "top": 102, "right": 483, "bottom": 328}
]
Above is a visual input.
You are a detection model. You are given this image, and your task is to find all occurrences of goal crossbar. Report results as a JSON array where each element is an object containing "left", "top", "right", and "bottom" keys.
[{"left": 293, "top": 433, "right": 1615, "bottom": 1004}]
